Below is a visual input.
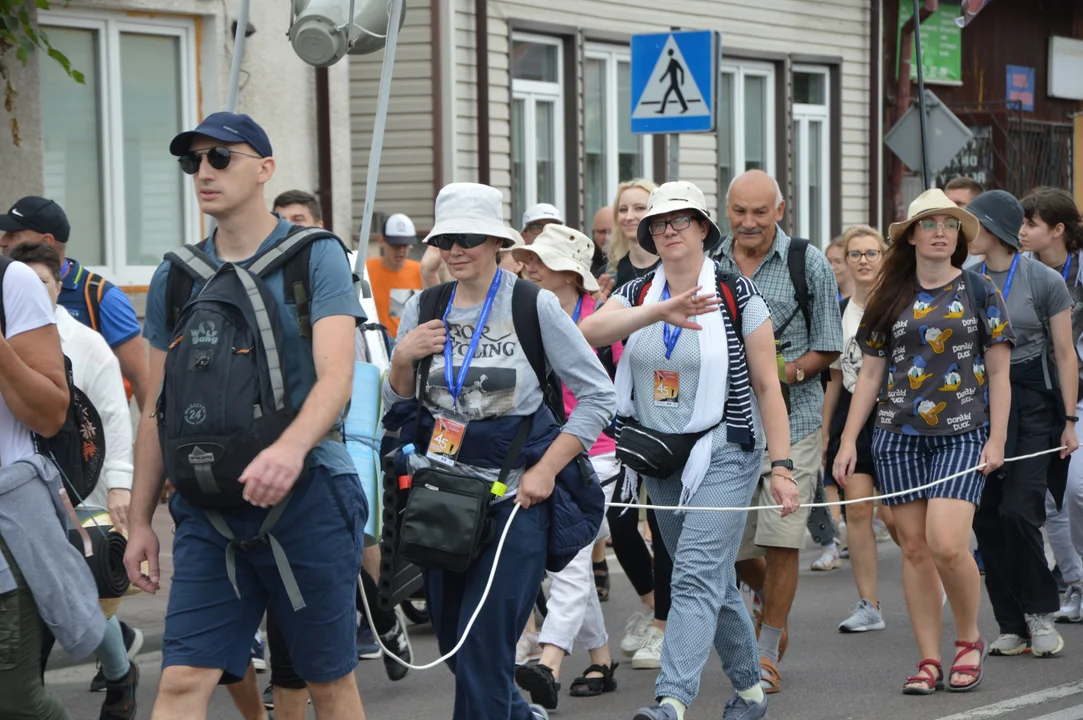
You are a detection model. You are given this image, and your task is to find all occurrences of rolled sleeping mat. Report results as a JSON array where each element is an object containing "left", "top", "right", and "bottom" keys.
[
  {"left": 67, "top": 523, "right": 130, "bottom": 599},
  {"left": 346, "top": 361, "right": 385, "bottom": 544}
]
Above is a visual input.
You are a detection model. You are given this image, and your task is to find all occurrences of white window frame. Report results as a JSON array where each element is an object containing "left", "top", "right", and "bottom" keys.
[
  {"left": 792, "top": 65, "right": 831, "bottom": 246},
  {"left": 719, "top": 60, "right": 776, "bottom": 189},
  {"left": 41, "top": 9, "right": 199, "bottom": 286},
  {"left": 511, "top": 32, "right": 565, "bottom": 219},
  {"left": 584, "top": 43, "right": 653, "bottom": 200}
]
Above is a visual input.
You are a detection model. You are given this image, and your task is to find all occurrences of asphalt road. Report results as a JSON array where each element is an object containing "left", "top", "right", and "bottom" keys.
[{"left": 45, "top": 506, "right": 1083, "bottom": 720}]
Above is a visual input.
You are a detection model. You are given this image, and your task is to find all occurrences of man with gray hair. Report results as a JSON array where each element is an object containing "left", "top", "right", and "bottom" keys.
[{"left": 709, "top": 169, "right": 843, "bottom": 695}]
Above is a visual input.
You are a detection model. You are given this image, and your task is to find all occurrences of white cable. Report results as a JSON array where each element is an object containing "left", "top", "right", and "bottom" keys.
[
  {"left": 607, "top": 447, "right": 1067, "bottom": 512},
  {"left": 358, "top": 502, "right": 522, "bottom": 671},
  {"left": 358, "top": 446, "right": 1067, "bottom": 671}
]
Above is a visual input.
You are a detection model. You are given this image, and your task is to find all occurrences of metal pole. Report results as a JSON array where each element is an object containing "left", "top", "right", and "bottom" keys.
[
  {"left": 224, "top": 0, "right": 251, "bottom": 113},
  {"left": 666, "top": 26, "right": 680, "bottom": 182},
  {"left": 912, "top": 0, "right": 931, "bottom": 190},
  {"left": 354, "top": 0, "right": 404, "bottom": 277}
]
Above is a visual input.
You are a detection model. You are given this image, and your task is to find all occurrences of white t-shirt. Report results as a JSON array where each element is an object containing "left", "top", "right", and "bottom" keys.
[
  {"left": 830, "top": 298, "right": 865, "bottom": 394},
  {"left": 0, "top": 261, "right": 58, "bottom": 467}
]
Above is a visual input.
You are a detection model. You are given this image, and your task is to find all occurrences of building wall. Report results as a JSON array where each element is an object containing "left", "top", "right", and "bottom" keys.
[{"left": 0, "top": 0, "right": 352, "bottom": 247}]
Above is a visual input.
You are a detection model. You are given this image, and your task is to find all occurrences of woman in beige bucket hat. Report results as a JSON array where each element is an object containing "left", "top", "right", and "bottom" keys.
[{"left": 834, "top": 188, "right": 1014, "bottom": 695}]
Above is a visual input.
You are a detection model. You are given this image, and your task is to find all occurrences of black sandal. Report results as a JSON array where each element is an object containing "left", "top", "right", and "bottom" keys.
[
  {"left": 515, "top": 662, "right": 560, "bottom": 710},
  {"left": 593, "top": 560, "right": 610, "bottom": 602},
  {"left": 569, "top": 662, "right": 618, "bottom": 697}
]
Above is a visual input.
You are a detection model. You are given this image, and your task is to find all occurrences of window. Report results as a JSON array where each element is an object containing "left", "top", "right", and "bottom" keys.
[
  {"left": 717, "top": 61, "right": 775, "bottom": 234},
  {"left": 511, "top": 34, "right": 564, "bottom": 226},
  {"left": 584, "top": 45, "right": 653, "bottom": 222},
  {"left": 40, "top": 11, "right": 198, "bottom": 285},
  {"left": 792, "top": 66, "right": 831, "bottom": 246}
]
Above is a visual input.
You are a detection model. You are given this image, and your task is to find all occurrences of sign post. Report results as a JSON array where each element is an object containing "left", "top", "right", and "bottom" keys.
[
  {"left": 912, "top": 0, "right": 932, "bottom": 190},
  {"left": 630, "top": 29, "right": 719, "bottom": 181}
]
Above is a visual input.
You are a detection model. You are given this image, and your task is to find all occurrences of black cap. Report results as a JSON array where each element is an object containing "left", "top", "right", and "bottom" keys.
[
  {"left": 169, "top": 111, "right": 273, "bottom": 158},
  {"left": 967, "top": 190, "right": 1023, "bottom": 250},
  {"left": 0, "top": 196, "right": 71, "bottom": 243}
]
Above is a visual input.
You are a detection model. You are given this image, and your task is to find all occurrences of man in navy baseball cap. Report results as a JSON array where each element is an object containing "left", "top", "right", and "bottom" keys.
[{"left": 169, "top": 111, "right": 273, "bottom": 158}]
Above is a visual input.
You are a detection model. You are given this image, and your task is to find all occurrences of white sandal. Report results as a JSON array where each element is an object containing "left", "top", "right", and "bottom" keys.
[{"left": 811, "top": 547, "right": 841, "bottom": 571}]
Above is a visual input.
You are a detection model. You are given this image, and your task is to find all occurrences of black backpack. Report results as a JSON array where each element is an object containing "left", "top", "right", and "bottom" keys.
[
  {"left": 0, "top": 256, "right": 103, "bottom": 503},
  {"left": 158, "top": 226, "right": 346, "bottom": 508}
]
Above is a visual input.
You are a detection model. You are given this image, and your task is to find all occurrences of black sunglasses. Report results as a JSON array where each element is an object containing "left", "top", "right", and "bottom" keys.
[
  {"left": 178, "top": 146, "right": 262, "bottom": 175},
  {"left": 429, "top": 233, "right": 490, "bottom": 251}
]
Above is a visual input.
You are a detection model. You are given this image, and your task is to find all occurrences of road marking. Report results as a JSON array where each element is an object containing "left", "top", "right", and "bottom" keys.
[
  {"left": 1030, "top": 708, "right": 1083, "bottom": 720},
  {"left": 937, "top": 680, "right": 1083, "bottom": 719}
]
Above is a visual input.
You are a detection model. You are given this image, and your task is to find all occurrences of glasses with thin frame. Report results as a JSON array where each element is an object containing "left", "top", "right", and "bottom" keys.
[
  {"left": 178, "top": 146, "right": 263, "bottom": 175},
  {"left": 918, "top": 218, "right": 961, "bottom": 233},
  {"left": 847, "top": 249, "right": 881, "bottom": 262}
]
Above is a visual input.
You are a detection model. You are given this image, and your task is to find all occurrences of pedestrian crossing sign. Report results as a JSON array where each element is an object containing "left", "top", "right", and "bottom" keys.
[{"left": 631, "top": 30, "right": 718, "bottom": 134}]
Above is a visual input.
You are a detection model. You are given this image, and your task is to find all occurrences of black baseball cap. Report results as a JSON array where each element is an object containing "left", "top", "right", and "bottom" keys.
[
  {"left": 0, "top": 196, "right": 71, "bottom": 243},
  {"left": 169, "top": 111, "right": 273, "bottom": 158},
  {"left": 967, "top": 190, "right": 1023, "bottom": 250}
]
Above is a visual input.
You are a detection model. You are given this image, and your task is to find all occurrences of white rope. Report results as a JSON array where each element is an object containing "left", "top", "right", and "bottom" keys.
[{"left": 358, "top": 446, "right": 1066, "bottom": 671}]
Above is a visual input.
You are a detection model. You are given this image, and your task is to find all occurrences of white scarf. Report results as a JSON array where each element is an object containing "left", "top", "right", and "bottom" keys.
[{"left": 615, "top": 258, "right": 728, "bottom": 507}]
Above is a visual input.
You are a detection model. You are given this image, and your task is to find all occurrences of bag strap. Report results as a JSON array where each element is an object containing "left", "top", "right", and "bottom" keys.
[
  {"left": 498, "top": 415, "right": 533, "bottom": 485},
  {"left": 715, "top": 268, "right": 744, "bottom": 345},
  {"left": 962, "top": 269, "right": 991, "bottom": 346},
  {"left": 84, "top": 271, "right": 107, "bottom": 334},
  {"left": 773, "top": 237, "right": 811, "bottom": 339},
  {"left": 231, "top": 267, "right": 290, "bottom": 413},
  {"left": 0, "top": 254, "right": 11, "bottom": 337},
  {"left": 164, "top": 241, "right": 216, "bottom": 334},
  {"left": 414, "top": 282, "right": 457, "bottom": 398},
  {"left": 839, "top": 296, "right": 851, "bottom": 316}
]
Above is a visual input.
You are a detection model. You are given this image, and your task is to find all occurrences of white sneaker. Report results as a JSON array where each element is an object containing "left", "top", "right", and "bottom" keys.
[
  {"left": 1025, "top": 613, "right": 1065, "bottom": 657},
  {"left": 620, "top": 609, "right": 654, "bottom": 656},
  {"left": 1055, "top": 584, "right": 1083, "bottom": 623},
  {"left": 811, "top": 547, "right": 841, "bottom": 571},
  {"left": 631, "top": 626, "right": 664, "bottom": 669},
  {"left": 872, "top": 517, "right": 892, "bottom": 543},
  {"left": 516, "top": 631, "right": 541, "bottom": 665},
  {"left": 989, "top": 633, "right": 1030, "bottom": 656}
]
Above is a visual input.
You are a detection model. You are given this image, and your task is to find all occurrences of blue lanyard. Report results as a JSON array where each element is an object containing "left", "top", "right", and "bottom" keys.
[
  {"left": 1063, "top": 255, "right": 1073, "bottom": 283},
  {"left": 571, "top": 294, "right": 584, "bottom": 324},
  {"left": 443, "top": 269, "right": 503, "bottom": 408},
  {"left": 982, "top": 253, "right": 1020, "bottom": 301},
  {"left": 837, "top": 289, "right": 842, "bottom": 302},
  {"left": 660, "top": 283, "right": 681, "bottom": 360}
]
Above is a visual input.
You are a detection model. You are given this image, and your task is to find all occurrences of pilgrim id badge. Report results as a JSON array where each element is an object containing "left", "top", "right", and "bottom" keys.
[
  {"left": 654, "top": 370, "right": 680, "bottom": 407},
  {"left": 427, "top": 415, "right": 467, "bottom": 466}
]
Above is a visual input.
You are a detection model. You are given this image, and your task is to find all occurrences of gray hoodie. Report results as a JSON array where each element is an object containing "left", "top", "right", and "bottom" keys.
[{"left": 0, "top": 455, "right": 105, "bottom": 660}]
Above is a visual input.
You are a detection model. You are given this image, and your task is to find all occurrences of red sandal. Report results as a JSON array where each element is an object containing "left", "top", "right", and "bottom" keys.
[
  {"left": 947, "top": 637, "right": 987, "bottom": 693},
  {"left": 902, "top": 658, "right": 944, "bottom": 695}
]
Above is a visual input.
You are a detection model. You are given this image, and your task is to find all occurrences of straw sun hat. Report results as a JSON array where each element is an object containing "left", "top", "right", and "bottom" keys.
[{"left": 888, "top": 188, "right": 980, "bottom": 246}]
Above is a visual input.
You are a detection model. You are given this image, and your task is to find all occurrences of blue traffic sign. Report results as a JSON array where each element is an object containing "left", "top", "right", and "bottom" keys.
[{"left": 631, "top": 30, "right": 718, "bottom": 134}]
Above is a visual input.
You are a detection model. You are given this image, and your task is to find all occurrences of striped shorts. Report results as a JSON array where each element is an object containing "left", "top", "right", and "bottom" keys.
[{"left": 872, "top": 426, "right": 989, "bottom": 507}]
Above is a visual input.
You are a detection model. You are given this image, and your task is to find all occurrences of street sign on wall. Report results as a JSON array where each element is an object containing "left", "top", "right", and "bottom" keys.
[{"left": 630, "top": 30, "right": 718, "bottom": 134}]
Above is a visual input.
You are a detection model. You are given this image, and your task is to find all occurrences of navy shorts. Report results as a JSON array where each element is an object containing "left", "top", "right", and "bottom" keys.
[
  {"left": 163, "top": 466, "right": 367, "bottom": 684},
  {"left": 872, "top": 427, "right": 988, "bottom": 507}
]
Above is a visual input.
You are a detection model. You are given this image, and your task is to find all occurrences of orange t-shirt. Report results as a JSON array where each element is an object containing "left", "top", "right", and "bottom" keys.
[{"left": 367, "top": 257, "right": 423, "bottom": 336}]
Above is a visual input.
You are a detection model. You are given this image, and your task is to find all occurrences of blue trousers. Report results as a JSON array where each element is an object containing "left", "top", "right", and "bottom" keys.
[{"left": 425, "top": 500, "right": 549, "bottom": 720}]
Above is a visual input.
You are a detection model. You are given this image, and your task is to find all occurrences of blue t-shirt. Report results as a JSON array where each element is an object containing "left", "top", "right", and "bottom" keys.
[
  {"left": 143, "top": 217, "right": 366, "bottom": 476},
  {"left": 59, "top": 258, "right": 142, "bottom": 348}
]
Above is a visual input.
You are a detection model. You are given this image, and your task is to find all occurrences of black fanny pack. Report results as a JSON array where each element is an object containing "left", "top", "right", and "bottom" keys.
[
  {"left": 397, "top": 416, "right": 532, "bottom": 573},
  {"left": 615, "top": 416, "right": 716, "bottom": 478}
]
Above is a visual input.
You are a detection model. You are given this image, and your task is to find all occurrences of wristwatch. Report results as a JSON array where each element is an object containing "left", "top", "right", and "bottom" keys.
[
  {"left": 771, "top": 459, "right": 794, "bottom": 471},
  {"left": 794, "top": 365, "right": 806, "bottom": 383}
]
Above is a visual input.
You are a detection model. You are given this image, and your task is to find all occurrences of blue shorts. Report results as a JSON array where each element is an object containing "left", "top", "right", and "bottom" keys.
[
  {"left": 872, "top": 427, "right": 988, "bottom": 507},
  {"left": 163, "top": 466, "right": 367, "bottom": 684}
]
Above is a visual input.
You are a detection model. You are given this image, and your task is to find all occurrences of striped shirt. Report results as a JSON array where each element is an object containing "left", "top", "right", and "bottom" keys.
[{"left": 612, "top": 265, "right": 770, "bottom": 450}]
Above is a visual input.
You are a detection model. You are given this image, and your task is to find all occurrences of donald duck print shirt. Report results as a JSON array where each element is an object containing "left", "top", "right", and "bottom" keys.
[{"left": 858, "top": 274, "right": 1014, "bottom": 436}]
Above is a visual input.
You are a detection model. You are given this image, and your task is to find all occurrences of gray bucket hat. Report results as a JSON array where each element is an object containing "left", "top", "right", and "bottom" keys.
[{"left": 966, "top": 189, "right": 1023, "bottom": 250}]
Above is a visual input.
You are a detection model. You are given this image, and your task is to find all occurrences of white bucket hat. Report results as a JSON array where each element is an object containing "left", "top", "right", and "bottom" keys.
[
  {"left": 522, "top": 203, "right": 563, "bottom": 228},
  {"left": 424, "top": 183, "right": 518, "bottom": 248},
  {"left": 507, "top": 224, "right": 600, "bottom": 293},
  {"left": 636, "top": 181, "right": 722, "bottom": 255},
  {"left": 888, "top": 188, "right": 980, "bottom": 246}
]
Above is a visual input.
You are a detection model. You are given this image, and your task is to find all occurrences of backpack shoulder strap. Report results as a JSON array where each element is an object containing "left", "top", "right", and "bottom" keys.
[
  {"left": 511, "top": 279, "right": 546, "bottom": 391},
  {"left": 164, "top": 241, "right": 216, "bottom": 334},
  {"left": 414, "top": 281, "right": 457, "bottom": 396},
  {"left": 0, "top": 255, "right": 11, "bottom": 337},
  {"left": 839, "top": 296, "right": 851, "bottom": 316},
  {"left": 787, "top": 237, "right": 812, "bottom": 333},
  {"left": 714, "top": 266, "right": 744, "bottom": 345},
  {"left": 83, "top": 271, "right": 109, "bottom": 334},
  {"left": 962, "top": 269, "right": 991, "bottom": 345}
]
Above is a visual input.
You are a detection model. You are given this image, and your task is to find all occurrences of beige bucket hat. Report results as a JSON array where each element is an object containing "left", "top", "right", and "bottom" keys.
[
  {"left": 507, "top": 224, "right": 600, "bottom": 292},
  {"left": 888, "top": 188, "right": 980, "bottom": 246},
  {"left": 636, "top": 181, "right": 722, "bottom": 255}
]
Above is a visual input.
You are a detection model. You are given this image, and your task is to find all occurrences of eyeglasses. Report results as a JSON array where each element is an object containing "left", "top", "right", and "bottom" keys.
[
  {"left": 847, "top": 249, "right": 881, "bottom": 262},
  {"left": 647, "top": 215, "right": 694, "bottom": 236},
  {"left": 523, "top": 223, "right": 549, "bottom": 235},
  {"left": 178, "top": 146, "right": 263, "bottom": 175},
  {"left": 918, "top": 218, "right": 961, "bottom": 233},
  {"left": 429, "top": 233, "right": 490, "bottom": 251}
]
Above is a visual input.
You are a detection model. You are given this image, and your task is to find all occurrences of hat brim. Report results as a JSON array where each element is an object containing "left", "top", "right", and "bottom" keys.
[
  {"left": 0, "top": 214, "right": 30, "bottom": 233},
  {"left": 967, "top": 208, "right": 1020, "bottom": 250},
  {"left": 636, "top": 201, "right": 722, "bottom": 256},
  {"left": 888, "top": 206, "right": 980, "bottom": 247},
  {"left": 507, "top": 245, "right": 600, "bottom": 293},
  {"left": 169, "top": 128, "right": 263, "bottom": 157},
  {"left": 382, "top": 235, "right": 416, "bottom": 246},
  {"left": 424, "top": 218, "right": 517, "bottom": 248}
]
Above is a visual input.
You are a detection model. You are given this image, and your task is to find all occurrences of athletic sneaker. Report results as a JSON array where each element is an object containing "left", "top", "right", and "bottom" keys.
[
  {"left": 356, "top": 623, "right": 382, "bottom": 660},
  {"left": 631, "top": 626, "right": 664, "bottom": 669},
  {"left": 99, "top": 663, "right": 138, "bottom": 720},
  {"left": 1025, "top": 613, "right": 1065, "bottom": 657},
  {"left": 380, "top": 609, "right": 413, "bottom": 681},
  {"left": 516, "top": 631, "right": 542, "bottom": 665},
  {"left": 90, "top": 622, "right": 144, "bottom": 692},
  {"left": 1055, "top": 584, "right": 1083, "bottom": 623},
  {"left": 839, "top": 545, "right": 850, "bottom": 560},
  {"left": 633, "top": 702, "right": 679, "bottom": 720},
  {"left": 811, "top": 546, "right": 841, "bottom": 571},
  {"left": 989, "top": 633, "right": 1030, "bottom": 656},
  {"left": 529, "top": 703, "right": 550, "bottom": 720},
  {"left": 872, "top": 516, "right": 892, "bottom": 543},
  {"left": 838, "top": 599, "right": 886, "bottom": 633},
  {"left": 251, "top": 631, "right": 267, "bottom": 672},
  {"left": 722, "top": 692, "right": 769, "bottom": 720},
  {"left": 620, "top": 609, "right": 654, "bottom": 655}
]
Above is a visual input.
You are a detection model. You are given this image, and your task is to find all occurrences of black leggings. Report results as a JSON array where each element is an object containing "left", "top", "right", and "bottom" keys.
[
  {"left": 605, "top": 470, "right": 672, "bottom": 621},
  {"left": 268, "top": 568, "right": 397, "bottom": 688}
]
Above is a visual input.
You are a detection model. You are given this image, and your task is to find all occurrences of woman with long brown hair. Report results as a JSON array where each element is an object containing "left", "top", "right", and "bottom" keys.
[{"left": 834, "top": 189, "right": 1013, "bottom": 695}]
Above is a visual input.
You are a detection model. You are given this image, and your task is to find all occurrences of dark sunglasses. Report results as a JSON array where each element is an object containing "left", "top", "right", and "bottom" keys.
[
  {"left": 178, "top": 146, "right": 263, "bottom": 175},
  {"left": 429, "top": 233, "right": 490, "bottom": 251}
]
